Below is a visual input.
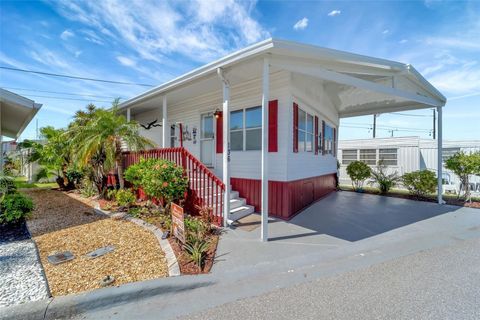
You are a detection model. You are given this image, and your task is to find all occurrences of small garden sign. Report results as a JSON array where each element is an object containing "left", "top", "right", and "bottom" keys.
[{"left": 171, "top": 203, "right": 185, "bottom": 244}]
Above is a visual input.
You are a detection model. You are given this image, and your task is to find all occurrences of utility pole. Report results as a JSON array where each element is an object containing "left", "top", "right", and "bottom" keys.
[
  {"left": 372, "top": 114, "right": 376, "bottom": 138},
  {"left": 432, "top": 108, "right": 436, "bottom": 140}
]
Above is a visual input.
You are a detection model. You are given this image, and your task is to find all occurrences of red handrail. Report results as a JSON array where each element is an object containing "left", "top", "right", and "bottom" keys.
[{"left": 123, "top": 147, "right": 225, "bottom": 225}]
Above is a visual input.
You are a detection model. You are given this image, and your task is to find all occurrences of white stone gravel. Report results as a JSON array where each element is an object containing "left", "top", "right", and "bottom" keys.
[{"left": 0, "top": 239, "right": 49, "bottom": 308}]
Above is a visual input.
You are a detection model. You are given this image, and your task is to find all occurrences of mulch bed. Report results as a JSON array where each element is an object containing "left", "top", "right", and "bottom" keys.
[
  {"left": 136, "top": 212, "right": 220, "bottom": 275},
  {"left": 340, "top": 188, "right": 480, "bottom": 209},
  {"left": 23, "top": 189, "right": 168, "bottom": 296}
]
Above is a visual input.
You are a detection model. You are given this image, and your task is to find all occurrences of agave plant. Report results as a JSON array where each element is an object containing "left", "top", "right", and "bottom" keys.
[{"left": 184, "top": 238, "right": 210, "bottom": 272}]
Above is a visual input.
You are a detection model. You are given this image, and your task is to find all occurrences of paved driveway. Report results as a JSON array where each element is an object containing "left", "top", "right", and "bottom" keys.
[{"left": 213, "top": 191, "right": 473, "bottom": 272}]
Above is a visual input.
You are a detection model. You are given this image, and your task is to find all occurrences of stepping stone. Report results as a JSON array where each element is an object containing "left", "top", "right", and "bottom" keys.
[
  {"left": 47, "top": 251, "right": 74, "bottom": 265},
  {"left": 86, "top": 245, "right": 115, "bottom": 259}
]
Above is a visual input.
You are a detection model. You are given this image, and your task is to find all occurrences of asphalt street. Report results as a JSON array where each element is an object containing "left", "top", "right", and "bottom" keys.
[{"left": 182, "top": 236, "right": 480, "bottom": 320}]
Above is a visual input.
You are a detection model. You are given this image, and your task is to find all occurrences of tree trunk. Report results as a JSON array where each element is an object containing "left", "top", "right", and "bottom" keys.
[{"left": 115, "top": 139, "right": 125, "bottom": 189}]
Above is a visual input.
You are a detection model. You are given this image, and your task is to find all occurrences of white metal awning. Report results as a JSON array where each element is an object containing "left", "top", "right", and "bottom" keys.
[{"left": 0, "top": 88, "right": 42, "bottom": 139}]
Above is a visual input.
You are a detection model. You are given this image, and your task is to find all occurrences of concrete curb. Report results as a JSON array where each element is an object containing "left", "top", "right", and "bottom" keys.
[{"left": 93, "top": 205, "right": 180, "bottom": 277}]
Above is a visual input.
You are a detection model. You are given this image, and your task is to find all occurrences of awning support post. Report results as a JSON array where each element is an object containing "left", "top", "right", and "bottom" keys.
[
  {"left": 126, "top": 108, "right": 131, "bottom": 122},
  {"left": 437, "top": 105, "right": 443, "bottom": 204},
  {"left": 261, "top": 56, "right": 270, "bottom": 242},
  {"left": 218, "top": 68, "right": 230, "bottom": 228},
  {"left": 162, "top": 96, "right": 168, "bottom": 148}
]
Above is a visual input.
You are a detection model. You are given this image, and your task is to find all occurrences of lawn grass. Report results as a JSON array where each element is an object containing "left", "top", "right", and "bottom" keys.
[{"left": 14, "top": 176, "right": 57, "bottom": 189}]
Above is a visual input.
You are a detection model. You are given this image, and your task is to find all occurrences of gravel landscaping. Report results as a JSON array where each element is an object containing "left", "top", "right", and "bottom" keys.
[
  {"left": 24, "top": 189, "right": 169, "bottom": 296},
  {"left": 0, "top": 222, "right": 49, "bottom": 308}
]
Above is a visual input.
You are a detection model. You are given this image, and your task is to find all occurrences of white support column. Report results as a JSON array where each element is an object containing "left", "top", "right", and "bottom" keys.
[
  {"left": 437, "top": 105, "right": 443, "bottom": 204},
  {"left": 261, "top": 57, "right": 270, "bottom": 242},
  {"left": 220, "top": 71, "right": 231, "bottom": 228},
  {"left": 162, "top": 96, "right": 168, "bottom": 148},
  {"left": 126, "top": 108, "right": 131, "bottom": 122}
]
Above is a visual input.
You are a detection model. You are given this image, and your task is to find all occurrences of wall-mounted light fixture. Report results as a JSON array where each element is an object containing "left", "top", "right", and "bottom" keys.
[{"left": 214, "top": 109, "right": 222, "bottom": 119}]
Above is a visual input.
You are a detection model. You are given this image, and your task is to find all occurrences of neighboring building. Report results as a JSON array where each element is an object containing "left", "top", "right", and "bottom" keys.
[
  {"left": 0, "top": 88, "right": 42, "bottom": 172},
  {"left": 338, "top": 137, "right": 480, "bottom": 194},
  {"left": 118, "top": 38, "right": 446, "bottom": 237}
]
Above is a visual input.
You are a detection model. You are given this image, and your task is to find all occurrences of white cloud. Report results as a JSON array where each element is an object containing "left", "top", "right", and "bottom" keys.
[
  {"left": 382, "top": 29, "right": 389, "bottom": 34},
  {"left": 399, "top": 39, "right": 408, "bottom": 44},
  {"left": 328, "top": 10, "right": 341, "bottom": 17},
  {"left": 74, "top": 50, "right": 82, "bottom": 58},
  {"left": 52, "top": 0, "right": 270, "bottom": 63},
  {"left": 60, "top": 29, "right": 74, "bottom": 40},
  {"left": 81, "top": 29, "right": 104, "bottom": 45},
  {"left": 293, "top": 17, "right": 308, "bottom": 30},
  {"left": 116, "top": 56, "right": 137, "bottom": 67}
]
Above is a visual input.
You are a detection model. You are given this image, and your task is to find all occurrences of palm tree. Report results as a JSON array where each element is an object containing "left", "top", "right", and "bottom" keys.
[{"left": 69, "top": 101, "right": 153, "bottom": 196}]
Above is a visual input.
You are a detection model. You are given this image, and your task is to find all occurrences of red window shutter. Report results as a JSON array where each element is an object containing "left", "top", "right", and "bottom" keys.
[
  {"left": 322, "top": 120, "right": 326, "bottom": 155},
  {"left": 314, "top": 116, "right": 319, "bottom": 155},
  {"left": 268, "top": 100, "right": 278, "bottom": 152},
  {"left": 293, "top": 103, "right": 299, "bottom": 153},
  {"left": 216, "top": 112, "right": 223, "bottom": 153}
]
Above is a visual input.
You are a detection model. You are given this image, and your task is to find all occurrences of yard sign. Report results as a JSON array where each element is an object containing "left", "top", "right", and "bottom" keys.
[{"left": 171, "top": 203, "right": 185, "bottom": 244}]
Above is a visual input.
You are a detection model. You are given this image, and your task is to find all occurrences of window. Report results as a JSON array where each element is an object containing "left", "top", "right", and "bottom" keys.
[
  {"left": 359, "top": 149, "right": 376, "bottom": 165},
  {"left": 342, "top": 149, "right": 357, "bottom": 165},
  {"left": 170, "top": 125, "right": 177, "bottom": 147},
  {"left": 230, "top": 106, "right": 262, "bottom": 151},
  {"left": 298, "top": 108, "right": 314, "bottom": 152},
  {"left": 442, "top": 147, "right": 460, "bottom": 164},
  {"left": 324, "top": 124, "right": 334, "bottom": 155},
  {"left": 379, "top": 148, "right": 398, "bottom": 165}
]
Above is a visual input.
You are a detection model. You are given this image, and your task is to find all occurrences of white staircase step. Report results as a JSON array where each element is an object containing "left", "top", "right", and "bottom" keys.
[
  {"left": 228, "top": 205, "right": 255, "bottom": 223},
  {"left": 229, "top": 198, "right": 246, "bottom": 209}
]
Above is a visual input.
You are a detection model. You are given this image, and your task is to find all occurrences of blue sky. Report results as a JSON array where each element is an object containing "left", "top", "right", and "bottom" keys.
[{"left": 1, "top": 0, "right": 479, "bottom": 141}]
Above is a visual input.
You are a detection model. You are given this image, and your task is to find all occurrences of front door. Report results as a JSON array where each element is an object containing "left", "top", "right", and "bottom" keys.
[{"left": 200, "top": 113, "right": 215, "bottom": 167}]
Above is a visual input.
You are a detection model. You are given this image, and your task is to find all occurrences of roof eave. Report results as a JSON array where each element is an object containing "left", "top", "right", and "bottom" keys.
[{"left": 119, "top": 38, "right": 275, "bottom": 110}]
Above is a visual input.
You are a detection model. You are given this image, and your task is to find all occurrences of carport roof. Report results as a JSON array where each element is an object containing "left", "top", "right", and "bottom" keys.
[
  {"left": 0, "top": 88, "right": 42, "bottom": 139},
  {"left": 119, "top": 38, "right": 446, "bottom": 117}
]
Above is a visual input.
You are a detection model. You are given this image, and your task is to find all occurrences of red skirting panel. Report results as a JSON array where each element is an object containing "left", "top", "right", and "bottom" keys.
[{"left": 231, "top": 173, "right": 336, "bottom": 220}]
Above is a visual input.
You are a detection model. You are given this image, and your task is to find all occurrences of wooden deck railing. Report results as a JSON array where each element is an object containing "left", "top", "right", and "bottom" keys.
[{"left": 122, "top": 147, "right": 225, "bottom": 225}]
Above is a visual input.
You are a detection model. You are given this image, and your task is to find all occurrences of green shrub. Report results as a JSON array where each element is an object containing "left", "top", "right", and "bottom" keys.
[
  {"left": 115, "top": 189, "right": 136, "bottom": 208},
  {"left": 346, "top": 161, "right": 372, "bottom": 191},
  {"left": 445, "top": 151, "right": 480, "bottom": 201},
  {"left": 0, "top": 175, "right": 17, "bottom": 202},
  {"left": 0, "top": 193, "right": 34, "bottom": 224},
  {"left": 124, "top": 158, "right": 188, "bottom": 208},
  {"left": 369, "top": 160, "right": 401, "bottom": 194},
  {"left": 402, "top": 170, "right": 437, "bottom": 198},
  {"left": 80, "top": 178, "right": 97, "bottom": 198}
]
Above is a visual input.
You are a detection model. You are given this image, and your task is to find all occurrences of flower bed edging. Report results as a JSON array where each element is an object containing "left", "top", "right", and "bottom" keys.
[{"left": 93, "top": 205, "right": 180, "bottom": 277}]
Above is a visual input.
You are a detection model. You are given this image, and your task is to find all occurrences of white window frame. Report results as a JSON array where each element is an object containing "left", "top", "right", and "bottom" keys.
[
  {"left": 378, "top": 148, "right": 398, "bottom": 166},
  {"left": 324, "top": 123, "right": 334, "bottom": 155},
  {"left": 230, "top": 106, "right": 262, "bottom": 151},
  {"left": 342, "top": 149, "right": 358, "bottom": 165},
  {"left": 298, "top": 107, "right": 314, "bottom": 152}
]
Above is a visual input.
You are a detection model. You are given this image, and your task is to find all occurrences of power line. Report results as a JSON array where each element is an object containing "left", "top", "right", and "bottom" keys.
[
  {"left": 390, "top": 112, "right": 433, "bottom": 117},
  {"left": 1, "top": 86, "right": 125, "bottom": 99},
  {"left": 0, "top": 66, "right": 155, "bottom": 87},
  {"left": 342, "top": 122, "right": 431, "bottom": 132},
  {"left": 342, "top": 124, "right": 431, "bottom": 133},
  {"left": 19, "top": 94, "right": 114, "bottom": 103}
]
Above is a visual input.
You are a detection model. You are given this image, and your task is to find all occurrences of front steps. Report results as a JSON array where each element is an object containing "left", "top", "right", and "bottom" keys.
[{"left": 192, "top": 179, "right": 254, "bottom": 223}]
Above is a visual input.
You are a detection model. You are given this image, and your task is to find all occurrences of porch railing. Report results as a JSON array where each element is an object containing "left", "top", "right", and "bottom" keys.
[{"left": 122, "top": 147, "right": 225, "bottom": 225}]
